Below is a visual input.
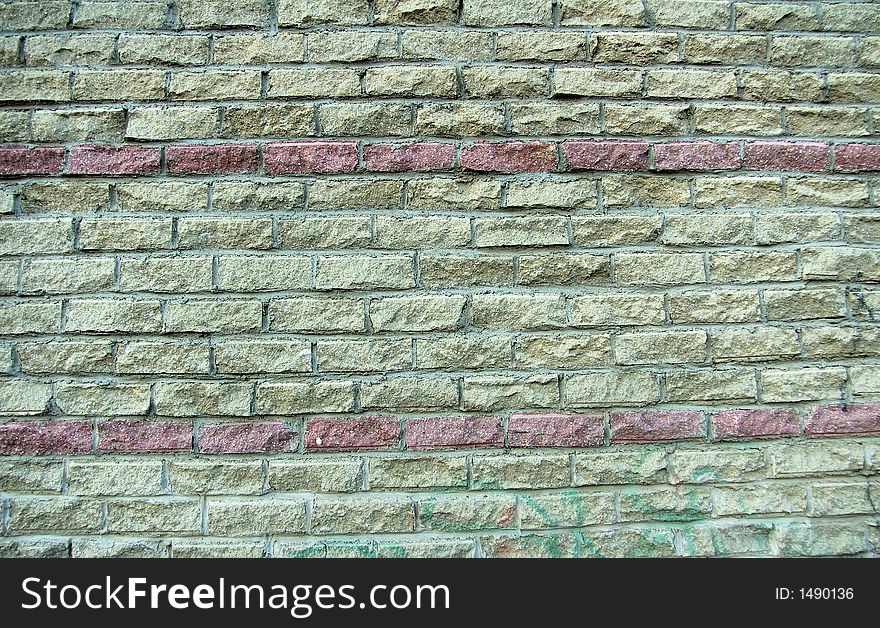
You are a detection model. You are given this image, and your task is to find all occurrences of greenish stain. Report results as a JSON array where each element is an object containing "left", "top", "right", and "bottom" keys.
[{"left": 691, "top": 465, "right": 721, "bottom": 483}]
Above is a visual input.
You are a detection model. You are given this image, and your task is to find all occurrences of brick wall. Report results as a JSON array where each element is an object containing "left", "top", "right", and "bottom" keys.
[{"left": 1, "top": 0, "right": 879, "bottom": 558}]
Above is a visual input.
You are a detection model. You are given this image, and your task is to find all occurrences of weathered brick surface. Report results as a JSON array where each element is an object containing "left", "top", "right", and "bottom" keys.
[{"left": 1, "top": 1, "right": 879, "bottom": 558}]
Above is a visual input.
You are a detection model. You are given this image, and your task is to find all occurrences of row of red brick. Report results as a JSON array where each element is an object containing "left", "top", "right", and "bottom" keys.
[
  {"left": 1, "top": 403, "right": 877, "bottom": 455},
  {"left": 1, "top": 140, "right": 879, "bottom": 177}
]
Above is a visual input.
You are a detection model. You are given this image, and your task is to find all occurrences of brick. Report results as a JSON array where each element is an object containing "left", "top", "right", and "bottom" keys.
[
  {"left": 669, "top": 449, "right": 766, "bottom": 484},
  {"left": 564, "top": 140, "right": 648, "bottom": 171},
  {"left": 364, "top": 142, "right": 455, "bottom": 172},
  {"left": 744, "top": 141, "right": 830, "bottom": 172},
  {"left": 654, "top": 142, "right": 740, "bottom": 171},
  {"left": 360, "top": 377, "right": 458, "bottom": 411},
  {"left": 405, "top": 416, "right": 503, "bottom": 450},
  {"left": 508, "top": 413, "right": 604, "bottom": 447},
  {"left": 166, "top": 144, "right": 259, "bottom": 175},
  {"left": 278, "top": 0, "right": 369, "bottom": 26},
  {"left": 269, "top": 459, "right": 363, "bottom": 493},
  {"left": 364, "top": 65, "right": 457, "bottom": 97},
  {"left": 619, "top": 486, "right": 713, "bottom": 522},
  {"left": 153, "top": 382, "right": 253, "bottom": 417},
  {"left": 264, "top": 141, "right": 357, "bottom": 174},
  {"left": 68, "top": 145, "right": 160, "bottom": 176},
  {"left": 98, "top": 421, "right": 192, "bottom": 453},
  {"left": 55, "top": 383, "right": 150, "bottom": 416},
  {"left": 0, "top": 421, "right": 92, "bottom": 456},
  {"left": 257, "top": 381, "right": 355, "bottom": 415},
  {"left": 419, "top": 493, "right": 516, "bottom": 532},
  {"left": 472, "top": 454, "right": 569, "bottom": 489},
  {"left": 207, "top": 497, "right": 306, "bottom": 536},
  {"left": 371, "top": 457, "right": 467, "bottom": 490},
  {"left": 0, "top": 459, "right": 62, "bottom": 493},
  {"left": 712, "top": 409, "right": 800, "bottom": 441},
  {"left": 0, "top": 147, "right": 64, "bottom": 176},
  {"left": 805, "top": 403, "right": 880, "bottom": 437},
  {"left": 67, "top": 460, "right": 163, "bottom": 497},
  {"left": 521, "top": 491, "right": 615, "bottom": 529},
  {"left": 305, "top": 417, "right": 400, "bottom": 452},
  {"left": 566, "top": 371, "right": 660, "bottom": 407},
  {"left": 198, "top": 422, "right": 296, "bottom": 454},
  {"left": 835, "top": 143, "right": 880, "bottom": 173},
  {"left": 610, "top": 411, "right": 705, "bottom": 443},
  {"left": 311, "top": 495, "right": 414, "bottom": 534},
  {"left": 760, "top": 367, "right": 847, "bottom": 403},
  {"left": 461, "top": 141, "right": 556, "bottom": 173}
]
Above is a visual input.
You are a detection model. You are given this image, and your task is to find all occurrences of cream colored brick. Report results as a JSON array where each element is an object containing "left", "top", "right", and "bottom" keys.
[
  {"left": 154, "top": 381, "right": 253, "bottom": 417},
  {"left": 463, "top": 374, "right": 559, "bottom": 411}
]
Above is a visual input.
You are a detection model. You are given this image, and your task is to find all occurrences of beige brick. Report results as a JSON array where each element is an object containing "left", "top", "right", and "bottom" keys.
[
  {"left": 55, "top": 382, "right": 150, "bottom": 416},
  {"left": 370, "top": 295, "right": 466, "bottom": 332},
  {"left": 668, "top": 289, "right": 761, "bottom": 324},
  {"left": 18, "top": 341, "right": 112, "bottom": 375},
  {"left": 269, "top": 68, "right": 360, "bottom": 98},
  {"left": 25, "top": 33, "right": 115, "bottom": 66},
  {"left": 710, "top": 327, "right": 801, "bottom": 362},
  {"left": 515, "top": 334, "right": 611, "bottom": 368},
  {"left": 118, "top": 34, "right": 209, "bottom": 65},
  {"left": 666, "top": 369, "right": 757, "bottom": 403},
  {"left": 214, "top": 32, "right": 305, "bottom": 64},
  {"left": 270, "top": 297, "right": 365, "bottom": 333},
  {"left": 74, "top": 70, "right": 165, "bottom": 102},
  {"left": 553, "top": 67, "right": 641, "bottom": 97},
  {"left": 372, "top": 457, "right": 467, "bottom": 490},
  {"left": 615, "top": 330, "right": 707, "bottom": 365},
  {"left": 116, "top": 341, "right": 209, "bottom": 375},
  {"left": 318, "top": 338, "right": 411, "bottom": 373},
  {"left": 419, "top": 254, "right": 513, "bottom": 289},
  {"left": 364, "top": 65, "right": 457, "bottom": 97},
  {"left": 126, "top": 106, "right": 220, "bottom": 140},
  {"left": 216, "top": 255, "right": 311, "bottom": 291},
  {"left": 308, "top": 179, "right": 403, "bottom": 209},
  {"left": 505, "top": 179, "right": 596, "bottom": 208},
  {"left": 316, "top": 255, "right": 414, "bottom": 290},
  {"left": 374, "top": 215, "right": 470, "bottom": 248},
  {"left": 119, "top": 256, "right": 213, "bottom": 293},
  {"left": 169, "top": 70, "right": 262, "bottom": 100},
  {"left": 212, "top": 180, "right": 305, "bottom": 212},
  {"left": 566, "top": 371, "right": 660, "bottom": 406},
  {"left": 416, "top": 335, "right": 512, "bottom": 370},
  {"left": 165, "top": 299, "right": 262, "bottom": 334},
  {"left": 463, "top": 66, "right": 548, "bottom": 98},
  {"left": 257, "top": 381, "right": 355, "bottom": 414},
  {"left": 117, "top": 181, "right": 208, "bottom": 213},
  {"left": 178, "top": 219, "right": 273, "bottom": 250},
  {"left": 570, "top": 293, "right": 665, "bottom": 326},
  {"left": 79, "top": 218, "right": 172, "bottom": 252},
  {"left": 67, "top": 460, "right": 163, "bottom": 496},
  {"left": 415, "top": 103, "right": 505, "bottom": 136},
  {"left": 154, "top": 381, "right": 252, "bottom": 417},
  {"left": 66, "top": 299, "right": 162, "bottom": 333},
  {"left": 360, "top": 376, "right": 458, "bottom": 411},
  {"left": 20, "top": 258, "right": 114, "bottom": 295},
  {"left": 760, "top": 367, "right": 847, "bottom": 403},
  {"left": 278, "top": 0, "right": 369, "bottom": 26},
  {"left": 169, "top": 460, "right": 264, "bottom": 496},
  {"left": 214, "top": 340, "right": 311, "bottom": 374},
  {"left": 269, "top": 459, "right": 362, "bottom": 493},
  {"left": 463, "top": 374, "right": 559, "bottom": 411},
  {"left": 307, "top": 31, "right": 396, "bottom": 62},
  {"left": 472, "top": 293, "right": 566, "bottom": 330},
  {"left": 615, "top": 252, "right": 705, "bottom": 285},
  {"left": 475, "top": 216, "right": 569, "bottom": 247}
]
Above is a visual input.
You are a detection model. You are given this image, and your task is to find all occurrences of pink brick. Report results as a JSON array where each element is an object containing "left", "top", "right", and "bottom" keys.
[
  {"left": 363, "top": 142, "right": 455, "bottom": 172},
  {"left": 835, "top": 143, "right": 880, "bottom": 173},
  {"left": 264, "top": 141, "right": 358, "bottom": 174},
  {"left": 460, "top": 141, "right": 557, "bottom": 173},
  {"left": 610, "top": 411, "right": 705, "bottom": 444},
  {"left": 99, "top": 420, "right": 192, "bottom": 452},
  {"left": 199, "top": 421, "right": 296, "bottom": 453},
  {"left": 744, "top": 141, "right": 830, "bottom": 172},
  {"left": 712, "top": 408, "right": 800, "bottom": 441},
  {"left": 653, "top": 142, "right": 740, "bottom": 171},
  {"left": 563, "top": 140, "right": 649, "bottom": 171},
  {"left": 406, "top": 416, "right": 503, "bottom": 450},
  {"left": 305, "top": 416, "right": 399, "bottom": 452},
  {"left": 166, "top": 144, "right": 259, "bottom": 175},
  {"left": 805, "top": 403, "right": 880, "bottom": 437},
  {"left": 0, "top": 420, "right": 92, "bottom": 455},
  {"left": 0, "top": 146, "right": 64, "bottom": 176},
  {"left": 68, "top": 145, "right": 161, "bottom": 176},
  {"left": 508, "top": 413, "right": 604, "bottom": 447}
]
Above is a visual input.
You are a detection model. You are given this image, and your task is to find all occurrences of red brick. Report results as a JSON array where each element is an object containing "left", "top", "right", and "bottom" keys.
[
  {"left": 264, "top": 141, "right": 358, "bottom": 174},
  {"left": 0, "top": 420, "right": 92, "bottom": 455},
  {"left": 198, "top": 421, "right": 296, "bottom": 453},
  {"left": 305, "top": 416, "right": 399, "bottom": 452},
  {"left": 363, "top": 142, "right": 455, "bottom": 172},
  {"left": 712, "top": 408, "right": 800, "bottom": 441},
  {"left": 508, "top": 413, "right": 604, "bottom": 447},
  {"left": 835, "top": 143, "right": 880, "bottom": 173},
  {"left": 166, "top": 143, "right": 259, "bottom": 175},
  {"left": 653, "top": 141, "right": 740, "bottom": 171},
  {"left": 744, "top": 141, "right": 830, "bottom": 172},
  {"left": 98, "top": 420, "right": 192, "bottom": 452},
  {"left": 563, "top": 140, "right": 649, "bottom": 171},
  {"left": 68, "top": 145, "right": 161, "bottom": 176},
  {"left": 805, "top": 403, "right": 880, "bottom": 437},
  {"left": 0, "top": 146, "right": 64, "bottom": 176},
  {"left": 460, "top": 141, "right": 557, "bottom": 173},
  {"left": 405, "top": 416, "right": 503, "bottom": 450},
  {"left": 610, "top": 411, "right": 704, "bottom": 444}
]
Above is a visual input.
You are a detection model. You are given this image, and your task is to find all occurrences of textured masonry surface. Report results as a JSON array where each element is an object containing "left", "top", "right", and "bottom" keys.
[{"left": 1, "top": 0, "right": 880, "bottom": 558}]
